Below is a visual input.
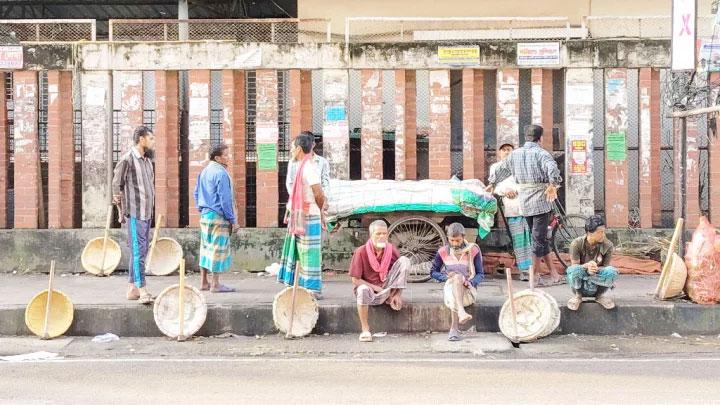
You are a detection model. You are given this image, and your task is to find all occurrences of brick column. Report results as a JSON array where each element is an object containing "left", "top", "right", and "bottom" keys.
[
  {"left": 154, "top": 70, "right": 180, "bottom": 228},
  {"left": 361, "top": 69, "right": 383, "bottom": 179},
  {"left": 0, "top": 76, "right": 7, "bottom": 229},
  {"left": 255, "top": 69, "right": 279, "bottom": 228},
  {"left": 681, "top": 117, "right": 701, "bottom": 229},
  {"left": 81, "top": 71, "right": 112, "bottom": 228},
  {"left": 462, "top": 69, "right": 485, "bottom": 180},
  {"left": 232, "top": 71, "right": 247, "bottom": 227},
  {"left": 221, "top": 70, "right": 237, "bottom": 184},
  {"left": 711, "top": 73, "right": 720, "bottom": 225},
  {"left": 322, "top": 69, "right": 349, "bottom": 179},
  {"left": 639, "top": 68, "right": 661, "bottom": 228},
  {"left": 188, "top": 70, "right": 211, "bottom": 227},
  {"left": 564, "top": 69, "right": 595, "bottom": 217},
  {"left": 497, "top": 69, "right": 520, "bottom": 147},
  {"left": 395, "top": 69, "right": 416, "bottom": 181},
  {"left": 531, "top": 69, "right": 554, "bottom": 151},
  {"left": 47, "top": 71, "right": 75, "bottom": 229},
  {"left": 118, "top": 71, "right": 143, "bottom": 156},
  {"left": 288, "top": 69, "right": 302, "bottom": 141},
  {"left": 300, "top": 70, "right": 313, "bottom": 133},
  {"left": 429, "top": 69, "right": 451, "bottom": 179},
  {"left": 604, "top": 68, "right": 629, "bottom": 228},
  {"left": 13, "top": 71, "right": 41, "bottom": 229}
]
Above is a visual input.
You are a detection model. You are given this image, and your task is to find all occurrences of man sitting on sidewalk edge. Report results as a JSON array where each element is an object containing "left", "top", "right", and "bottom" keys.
[
  {"left": 430, "top": 223, "right": 484, "bottom": 341},
  {"left": 566, "top": 215, "right": 618, "bottom": 311},
  {"left": 349, "top": 220, "right": 411, "bottom": 342}
]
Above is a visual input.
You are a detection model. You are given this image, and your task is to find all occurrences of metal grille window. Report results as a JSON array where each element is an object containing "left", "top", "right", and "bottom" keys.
[
  {"left": 278, "top": 70, "right": 291, "bottom": 225},
  {"left": 383, "top": 133, "right": 395, "bottom": 180},
  {"left": 210, "top": 70, "right": 223, "bottom": 148},
  {"left": 142, "top": 71, "right": 156, "bottom": 132},
  {"left": 592, "top": 69, "right": 606, "bottom": 216},
  {"left": 38, "top": 71, "right": 49, "bottom": 163},
  {"left": 483, "top": 70, "right": 498, "bottom": 177},
  {"left": 659, "top": 69, "right": 675, "bottom": 227},
  {"left": 245, "top": 71, "right": 257, "bottom": 226},
  {"left": 4, "top": 73, "right": 13, "bottom": 228},
  {"left": 210, "top": 109, "right": 223, "bottom": 147},
  {"left": 450, "top": 70, "right": 463, "bottom": 179},
  {"left": 112, "top": 110, "right": 122, "bottom": 163},
  {"left": 73, "top": 73, "right": 82, "bottom": 228},
  {"left": 416, "top": 135, "right": 429, "bottom": 180},
  {"left": 552, "top": 69, "right": 565, "bottom": 151},
  {"left": 697, "top": 83, "right": 710, "bottom": 218},
  {"left": 348, "top": 70, "right": 362, "bottom": 178},
  {"left": 416, "top": 70, "right": 430, "bottom": 179},
  {"left": 518, "top": 69, "right": 532, "bottom": 146},
  {"left": 311, "top": 70, "right": 324, "bottom": 137},
  {"left": 626, "top": 69, "right": 640, "bottom": 227},
  {"left": 178, "top": 71, "right": 190, "bottom": 227}
]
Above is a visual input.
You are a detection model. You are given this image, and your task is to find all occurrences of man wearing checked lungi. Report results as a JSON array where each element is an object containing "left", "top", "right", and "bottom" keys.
[
  {"left": 277, "top": 134, "right": 327, "bottom": 300},
  {"left": 194, "top": 143, "right": 238, "bottom": 293}
]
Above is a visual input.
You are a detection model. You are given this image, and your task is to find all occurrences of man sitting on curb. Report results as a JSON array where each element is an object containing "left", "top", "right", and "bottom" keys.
[
  {"left": 566, "top": 215, "right": 619, "bottom": 311},
  {"left": 430, "top": 223, "right": 484, "bottom": 341},
  {"left": 349, "top": 220, "right": 411, "bottom": 342}
]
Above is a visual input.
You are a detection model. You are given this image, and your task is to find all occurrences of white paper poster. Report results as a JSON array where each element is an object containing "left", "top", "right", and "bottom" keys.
[{"left": 672, "top": 0, "right": 697, "bottom": 71}]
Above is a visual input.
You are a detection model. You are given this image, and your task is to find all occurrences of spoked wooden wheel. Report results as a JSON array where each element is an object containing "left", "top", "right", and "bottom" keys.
[
  {"left": 551, "top": 214, "right": 587, "bottom": 268},
  {"left": 388, "top": 216, "right": 448, "bottom": 283}
]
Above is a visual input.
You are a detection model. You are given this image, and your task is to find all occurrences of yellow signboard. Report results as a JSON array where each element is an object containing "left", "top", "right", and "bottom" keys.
[{"left": 437, "top": 46, "right": 480, "bottom": 65}]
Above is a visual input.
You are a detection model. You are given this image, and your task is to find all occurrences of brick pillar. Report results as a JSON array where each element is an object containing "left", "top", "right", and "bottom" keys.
[
  {"left": 118, "top": 71, "right": 143, "bottom": 156},
  {"left": 395, "top": 69, "right": 416, "bottom": 181},
  {"left": 462, "top": 69, "right": 485, "bottom": 180},
  {"left": 221, "top": 70, "right": 237, "bottom": 184},
  {"left": 682, "top": 117, "right": 701, "bottom": 229},
  {"left": 429, "top": 69, "right": 451, "bottom": 179},
  {"left": 288, "top": 69, "right": 303, "bottom": 141},
  {"left": 497, "top": 69, "right": 520, "bottom": 147},
  {"left": 255, "top": 69, "right": 279, "bottom": 228},
  {"left": 604, "top": 68, "right": 629, "bottom": 228},
  {"left": 81, "top": 71, "right": 112, "bottom": 228},
  {"left": 322, "top": 69, "right": 349, "bottom": 179},
  {"left": 564, "top": 68, "right": 595, "bottom": 217},
  {"left": 361, "top": 69, "right": 383, "bottom": 179},
  {"left": 232, "top": 71, "right": 247, "bottom": 227},
  {"left": 299, "top": 70, "right": 313, "bottom": 135},
  {"left": 154, "top": 70, "right": 180, "bottom": 228},
  {"left": 188, "top": 70, "right": 210, "bottom": 227},
  {"left": 0, "top": 74, "right": 8, "bottom": 228},
  {"left": 531, "top": 69, "right": 554, "bottom": 151},
  {"left": 639, "top": 68, "right": 661, "bottom": 228},
  {"left": 47, "top": 71, "right": 75, "bottom": 229},
  {"left": 711, "top": 73, "right": 720, "bottom": 225},
  {"left": 13, "top": 72, "right": 41, "bottom": 229}
]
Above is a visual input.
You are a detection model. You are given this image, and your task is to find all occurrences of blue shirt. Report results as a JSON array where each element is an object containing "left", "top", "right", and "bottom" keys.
[{"left": 194, "top": 162, "right": 236, "bottom": 224}]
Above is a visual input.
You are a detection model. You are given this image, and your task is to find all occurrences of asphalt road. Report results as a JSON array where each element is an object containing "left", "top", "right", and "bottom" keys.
[{"left": 2, "top": 356, "right": 720, "bottom": 404}]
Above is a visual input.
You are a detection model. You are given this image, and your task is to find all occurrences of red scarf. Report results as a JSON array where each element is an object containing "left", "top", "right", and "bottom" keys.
[
  {"left": 287, "top": 156, "right": 311, "bottom": 236},
  {"left": 365, "top": 240, "right": 394, "bottom": 283}
]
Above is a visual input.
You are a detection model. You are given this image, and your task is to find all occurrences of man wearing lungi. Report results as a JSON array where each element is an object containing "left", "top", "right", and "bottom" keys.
[
  {"left": 194, "top": 143, "right": 237, "bottom": 293},
  {"left": 277, "top": 134, "right": 327, "bottom": 299},
  {"left": 566, "top": 215, "right": 618, "bottom": 311},
  {"left": 487, "top": 124, "right": 564, "bottom": 287},
  {"left": 349, "top": 220, "right": 410, "bottom": 342},
  {"left": 430, "top": 223, "right": 484, "bottom": 341},
  {"left": 489, "top": 143, "right": 532, "bottom": 281},
  {"left": 112, "top": 126, "right": 156, "bottom": 305}
]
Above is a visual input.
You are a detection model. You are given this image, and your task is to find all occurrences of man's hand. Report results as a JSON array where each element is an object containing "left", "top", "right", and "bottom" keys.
[
  {"left": 544, "top": 185, "right": 558, "bottom": 202},
  {"left": 505, "top": 189, "right": 518, "bottom": 199},
  {"left": 112, "top": 194, "right": 121, "bottom": 205},
  {"left": 585, "top": 260, "right": 598, "bottom": 274},
  {"left": 371, "top": 283, "right": 384, "bottom": 293},
  {"left": 485, "top": 184, "right": 495, "bottom": 194}
]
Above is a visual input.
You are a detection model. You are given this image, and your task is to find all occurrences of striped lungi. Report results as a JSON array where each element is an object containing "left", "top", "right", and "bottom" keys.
[
  {"left": 199, "top": 211, "right": 233, "bottom": 273},
  {"left": 277, "top": 214, "right": 323, "bottom": 292},
  {"left": 507, "top": 216, "right": 532, "bottom": 272}
]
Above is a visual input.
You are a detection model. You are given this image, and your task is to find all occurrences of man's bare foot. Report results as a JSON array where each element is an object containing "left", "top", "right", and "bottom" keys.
[
  {"left": 389, "top": 295, "right": 403, "bottom": 311},
  {"left": 200, "top": 282, "right": 210, "bottom": 291},
  {"left": 458, "top": 311, "right": 473, "bottom": 325},
  {"left": 126, "top": 285, "right": 139, "bottom": 300}
]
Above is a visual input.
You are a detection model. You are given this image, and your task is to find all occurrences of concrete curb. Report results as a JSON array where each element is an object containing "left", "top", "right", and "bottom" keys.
[{"left": 2, "top": 300, "right": 718, "bottom": 337}]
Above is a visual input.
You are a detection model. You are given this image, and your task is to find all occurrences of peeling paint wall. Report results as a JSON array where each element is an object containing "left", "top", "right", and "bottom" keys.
[
  {"left": 604, "top": 68, "right": 629, "bottom": 227},
  {"left": 496, "top": 69, "right": 520, "bottom": 147},
  {"left": 564, "top": 68, "right": 595, "bottom": 217},
  {"left": 117, "top": 71, "right": 143, "bottom": 156},
  {"left": 428, "top": 69, "right": 451, "bottom": 179},
  {"left": 322, "top": 69, "right": 350, "bottom": 179},
  {"left": 360, "top": 69, "right": 383, "bottom": 179}
]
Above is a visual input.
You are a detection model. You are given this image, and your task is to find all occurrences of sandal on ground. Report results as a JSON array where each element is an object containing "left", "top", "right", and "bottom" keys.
[
  {"left": 138, "top": 293, "right": 154, "bottom": 305},
  {"left": 536, "top": 276, "right": 566, "bottom": 288},
  {"left": 567, "top": 296, "right": 582, "bottom": 311},
  {"left": 359, "top": 331, "right": 373, "bottom": 342},
  {"left": 595, "top": 294, "right": 616, "bottom": 310},
  {"left": 448, "top": 329, "right": 462, "bottom": 341},
  {"left": 211, "top": 284, "right": 237, "bottom": 293}
]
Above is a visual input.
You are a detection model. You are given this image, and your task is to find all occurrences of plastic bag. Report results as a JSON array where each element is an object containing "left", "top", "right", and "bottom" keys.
[{"left": 684, "top": 217, "right": 720, "bottom": 304}]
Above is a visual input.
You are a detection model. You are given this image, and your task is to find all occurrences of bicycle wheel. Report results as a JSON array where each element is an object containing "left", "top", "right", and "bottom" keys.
[
  {"left": 551, "top": 214, "right": 587, "bottom": 268},
  {"left": 388, "top": 216, "right": 448, "bottom": 283}
]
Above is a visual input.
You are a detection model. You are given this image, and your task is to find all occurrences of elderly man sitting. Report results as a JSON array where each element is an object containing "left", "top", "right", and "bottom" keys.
[
  {"left": 566, "top": 215, "right": 618, "bottom": 311},
  {"left": 349, "top": 220, "right": 411, "bottom": 342},
  {"left": 430, "top": 223, "right": 484, "bottom": 341}
]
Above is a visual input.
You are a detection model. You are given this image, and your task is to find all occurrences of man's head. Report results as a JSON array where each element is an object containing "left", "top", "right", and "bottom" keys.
[
  {"left": 300, "top": 131, "right": 316, "bottom": 153},
  {"left": 210, "top": 143, "right": 229, "bottom": 167},
  {"left": 134, "top": 126, "right": 155, "bottom": 155},
  {"left": 585, "top": 214, "right": 607, "bottom": 245},
  {"left": 447, "top": 222, "right": 466, "bottom": 249},
  {"left": 524, "top": 124, "right": 543, "bottom": 143},
  {"left": 292, "top": 133, "right": 313, "bottom": 161},
  {"left": 498, "top": 143, "right": 514, "bottom": 161},
  {"left": 369, "top": 220, "right": 389, "bottom": 249}
]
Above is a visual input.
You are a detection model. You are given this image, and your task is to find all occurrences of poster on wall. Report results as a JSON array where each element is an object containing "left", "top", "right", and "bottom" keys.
[
  {"left": 607, "top": 132, "right": 627, "bottom": 161},
  {"left": 570, "top": 139, "right": 589, "bottom": 175},
  {"left": 698, "top": 39, "right": 720, "bottom": 72},
  {"left": 516, "top": 42, "right": 560, "bottom": 66},
  {"left": 257, "top": 143, "right": 277, "bottom": 170},
  {"left": 437, "top": 46, "right": 480, "bottom": 65},
  {"left": 325, "top": 106, "right": 347, "bottom": 121},
  {"left": 322, "top": 120, "right": 349, "bottom": 141},
  {"left": 256, "top": 122, "right": 279, "bottom": 143},
  {"left": 0, "top": 46, "right": 22, "bottom": 69}
]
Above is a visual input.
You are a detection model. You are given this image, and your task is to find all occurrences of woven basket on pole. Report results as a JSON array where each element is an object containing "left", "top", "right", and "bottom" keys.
[{"left": 272, "top": 286, "right": 318, "bottom": 337}]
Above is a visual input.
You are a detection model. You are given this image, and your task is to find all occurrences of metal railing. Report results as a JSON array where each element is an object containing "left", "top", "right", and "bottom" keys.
[
  {"left": 0, "top": 19, "right": 96, "bottom": 42},
  {"left": 108, "top": 18, "right": 331, "bottom": 43},
  {"left": 345, "top": 17, "right": 587, "bottom": 43},
  {"left": 584, "top": 15, "right": 717, "bottom": 39}
]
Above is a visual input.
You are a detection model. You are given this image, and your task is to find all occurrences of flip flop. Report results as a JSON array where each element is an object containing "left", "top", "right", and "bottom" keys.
[
  {"left": 536, "top": 277, "right": 566, "bottom": 287},
  {"left": 448, "top": 329, "right": 462, "bottom": 341},
  {"left": 211, "top": 285, "right": 237, "bottom": 293},
  {"left": 359, "top": 331, "right": 373, "bottom": 342},
  {"left": 138, "top": 293, "right": 154, "bottom": 305}
]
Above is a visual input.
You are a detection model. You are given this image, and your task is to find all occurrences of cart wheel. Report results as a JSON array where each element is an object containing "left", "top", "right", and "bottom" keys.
[
  {"left": 551, "top": 214, "right": 587, "bottom": 268},
  {"left": 388, "top": 216, "right": 448, "bottom": 283}
]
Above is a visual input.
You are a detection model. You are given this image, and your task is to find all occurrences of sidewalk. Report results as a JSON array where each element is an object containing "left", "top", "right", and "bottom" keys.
[{"left": 1, "top": 272, "right": 718, "bottom": 337}]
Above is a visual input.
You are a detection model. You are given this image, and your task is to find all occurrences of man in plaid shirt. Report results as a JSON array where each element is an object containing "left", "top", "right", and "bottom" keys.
[{"left": 487, "top": 125, "right": 563, "bottom": 286}]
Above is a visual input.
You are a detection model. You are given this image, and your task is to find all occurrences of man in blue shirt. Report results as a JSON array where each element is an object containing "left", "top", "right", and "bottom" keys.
[
  {"left": 430, "top": 223, "right": 484, "bottom": 341},
  {"left": 194, "top": 143, "right": 237, "bottom": 293}
]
